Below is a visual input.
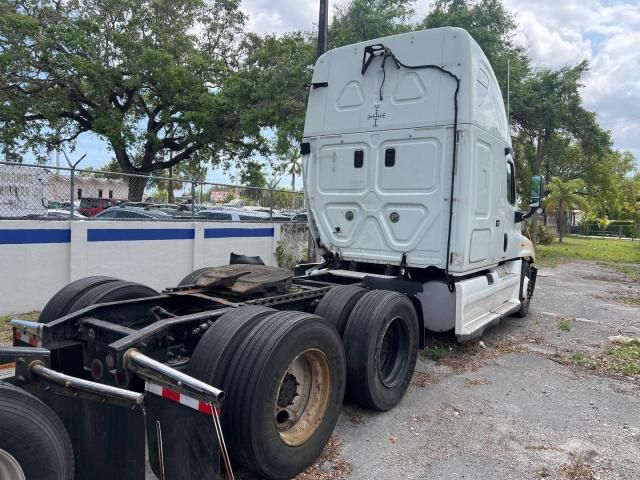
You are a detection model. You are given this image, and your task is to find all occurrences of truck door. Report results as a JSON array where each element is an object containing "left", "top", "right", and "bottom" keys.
[{"left": 495, "top": 155, "right": 517, "bottom": 261}]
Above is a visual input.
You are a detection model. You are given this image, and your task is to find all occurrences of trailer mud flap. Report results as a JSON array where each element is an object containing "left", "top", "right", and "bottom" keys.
[
  {"left": 146, "top": 392, "right": 221, "bottom": 480},
  {"left": 33, "top": 386, "right": 146, "bottom": 480}
]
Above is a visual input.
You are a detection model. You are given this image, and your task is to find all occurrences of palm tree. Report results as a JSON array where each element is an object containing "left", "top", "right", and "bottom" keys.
[
  {"left": 544, "top": 178, "right": 589, "bottom": 243},
  {"left": 286, "top": 151, "right": 302, "bottom": 192}
]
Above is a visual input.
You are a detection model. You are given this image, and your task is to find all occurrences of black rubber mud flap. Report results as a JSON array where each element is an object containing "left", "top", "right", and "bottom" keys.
[
  {"left": 146, "top": 393, "right": 221, "bottom": 480},
  {"left": 32, "top": 384, "right": 146, "bottom": 480}
]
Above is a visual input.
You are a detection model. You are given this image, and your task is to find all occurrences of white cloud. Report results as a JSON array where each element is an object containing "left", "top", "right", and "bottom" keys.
[
  {"left": 241, "top": 0, "right": 329, "bottom": 35},
  {"left": 503, "top": 0, "right": 640, "bottom": 160}
]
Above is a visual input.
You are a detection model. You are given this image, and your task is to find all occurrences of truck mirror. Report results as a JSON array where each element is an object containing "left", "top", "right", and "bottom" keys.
[{"left": 530, "top": 175, "right": 545, "bottom": 208}]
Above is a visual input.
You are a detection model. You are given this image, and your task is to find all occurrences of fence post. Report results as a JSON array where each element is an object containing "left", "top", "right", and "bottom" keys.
[
  {"left": 69, "top": 166, "right": 75, "bottom": 219},
  {"left": 269, "top": 189, "right": 273, "bottom": 221},
  {"left": 191, "top": 182, "right": 196, "bottom": 218}
]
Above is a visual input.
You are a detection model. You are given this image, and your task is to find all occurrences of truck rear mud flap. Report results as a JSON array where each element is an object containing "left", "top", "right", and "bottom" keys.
[{"left": 1, "top": 345, "right": 227, "bottom": 480}]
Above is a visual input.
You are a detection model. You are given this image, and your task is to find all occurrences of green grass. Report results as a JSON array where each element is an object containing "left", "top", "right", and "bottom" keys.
[
  {"left": 422, "top": 346, "right": 449, "bottom": 361},
  {"left": 0, "top": 312, "right": 39, "bottom": 345},
  {"left": 604, "top": 340, "right": 640, "bottom": 376},
  {"left": 536, "top": 236, "right": 640, "bottom": 268},
  {"left": 558, "top": 318, "right": 572, "bottom": 332}
]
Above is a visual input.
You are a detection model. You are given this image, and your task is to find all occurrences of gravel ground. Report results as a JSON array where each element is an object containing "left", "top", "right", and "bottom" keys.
[{"left": 312, "top": 261, "right": 640, "bottom": 480}]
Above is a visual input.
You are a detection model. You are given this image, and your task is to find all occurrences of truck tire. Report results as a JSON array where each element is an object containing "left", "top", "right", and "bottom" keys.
[
  {"left": 65, "top": 280, "right": 159, "bottom": 314},
  {"left": 515, "top": 261, "right": 532, "bottom": 318},
  {"left": 225, "top": 311, "right": 346, "bottom": 479},
  {"left": 314, "top": 285, "right": 367, "bottom": 336},
  {"left": 0, "top": 382, "right": 74, "bottom": 480},
  {"left": 176, "top": 267, "right": 212, "bottom": 287},
  {"left": 343, "top": 290, "right": 419, "bottom": 411},
  {"left": 39, "top": 276, "right": 120, "bottom": 323},
  {"left": 188, "top": 306, "right": 276, "bottom": 389},
  {"left": 148, "top": 306, "right": 277, "bottom": 478}
]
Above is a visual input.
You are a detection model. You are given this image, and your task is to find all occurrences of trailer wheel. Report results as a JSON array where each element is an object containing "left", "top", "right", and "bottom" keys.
[
  {"left": 0, "top": 382, "right": 74, "bottom": 480},
  {"left": 65, "top": 280, "right": 159, "bottom": 314},
  {"left": 515, "top": 261, "right": 532, "bottom": 318},
  {"left": 176, "top": 267, "right": 212, "bottom": 287},
  {"left": 39, "top": 276, "right": 120, "bottom": 323},
  {"left": 314, "top": 285, "right": 367, "bottom": 336},
  {"left": 343, "top": 290, "right": 419, "bottom": 411},
  {"left": 225, "top": 311, "right": 346, "bottom": 479}
]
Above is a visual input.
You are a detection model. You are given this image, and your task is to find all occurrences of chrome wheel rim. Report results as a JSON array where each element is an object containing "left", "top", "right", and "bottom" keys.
[{"left": 0, "top": 449, "right": 26, "bottom": 480}]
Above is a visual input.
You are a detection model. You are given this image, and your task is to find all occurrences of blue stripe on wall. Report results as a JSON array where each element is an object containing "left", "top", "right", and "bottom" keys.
[
  {"left": 87, "top": 228, "right": 195, "bottom": 242},
  {"left": 0, "top": 229, "right": 71, "bottom": 245},
  {"left": 204, "top": 227, "right": 274, "bottom": 239}
]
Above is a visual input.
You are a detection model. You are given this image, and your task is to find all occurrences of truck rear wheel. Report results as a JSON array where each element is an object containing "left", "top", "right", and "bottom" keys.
[
  {"left": 39, "top": 276, "right": 120, "bottom": 323},
  {"left": 0, "top": 382, "right": 74, "bottom": 480},
  {"left": 224, "top": 311, "right": 346, "bottom": 479},
  {"left": 176, "top": 267, "right": 212, "bottom": 287},
  {"left": 314, "top": 285, "right": 367, "bottom": 336},
  {"left": 65, "top": 280, "right": 159, "bottom": 314},
  {"left": 344, "top": 290, "right": 419, "bottom": 411},
  {"left": 149, "top": 307, "right": 277, "bottom": 478}
]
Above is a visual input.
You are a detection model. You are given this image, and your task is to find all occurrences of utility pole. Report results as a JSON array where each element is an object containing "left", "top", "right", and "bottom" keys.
[{"left": 317, "top": 0, "right": 328, "bottom": 58}]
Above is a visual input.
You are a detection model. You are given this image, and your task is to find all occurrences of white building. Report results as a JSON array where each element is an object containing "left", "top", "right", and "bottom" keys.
[{"left": 48, "top": 174, "right": 129, "bottom": 202}]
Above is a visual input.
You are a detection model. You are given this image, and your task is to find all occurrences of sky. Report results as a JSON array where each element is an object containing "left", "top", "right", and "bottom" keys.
[{"left": 66, "top": 0, "right": 640, "bottom": 183}]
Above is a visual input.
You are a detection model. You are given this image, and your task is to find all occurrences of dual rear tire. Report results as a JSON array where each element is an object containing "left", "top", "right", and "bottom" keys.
[
  {"left": 39, "top": 276, "right": 159, "bottom": 323},
  {"left": 185, "top": 307, "right": 346, "bottom": 480},
  {"left": 316, "top": 286, "right": 419, "bottom": 411}
]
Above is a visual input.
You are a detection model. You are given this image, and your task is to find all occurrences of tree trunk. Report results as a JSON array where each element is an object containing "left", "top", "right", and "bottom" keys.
[
  {"left": 128, "top": 175, "right": 148, "bottom": 201},
  {"left": 168, "top": 165, "right": 174, "bottom": 203}
]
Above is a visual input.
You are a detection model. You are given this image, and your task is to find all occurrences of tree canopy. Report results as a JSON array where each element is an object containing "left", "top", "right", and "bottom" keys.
[
  {"left": 0, "top": 0, "right": 261, "bottom": 198},
  {"left": 1, "top": 0, "right": 637, "bottom": 218}
]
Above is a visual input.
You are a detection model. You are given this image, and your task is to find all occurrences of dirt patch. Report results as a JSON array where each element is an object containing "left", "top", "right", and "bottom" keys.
[
  {"left": 559, "top": 454, "right": 599, "bottom": 480},
  {"left": 412, "top": 371, "right": 437, "bottom": 387},
  {"left": 548, "top": 341, "right": 640, "bottom": 385},
  {"left": 295, "top": 436, "right": 352, "bottom": 480},
  {"left": 464, "top": 378, "right": 491, "bottom": 387},
  {"left": 422, "top": 333, "right": 547, "bottom": 374}
]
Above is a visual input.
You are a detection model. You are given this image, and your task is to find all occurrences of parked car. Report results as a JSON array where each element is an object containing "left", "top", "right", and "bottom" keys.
[
  {"left": 45, "top": 209, "right": 86, "bottom": 219},
  {"left": 290, "top": 212, "right": 308, "bottom": 223},
  {"left": 94, "top": 206, "right": 172, "bottom": 220},
  {"left": 196, "top": 207, "right": 270, "bottom": 222},
  {"left": 78, "top": 197, "right": 119, "bottom": 217}
]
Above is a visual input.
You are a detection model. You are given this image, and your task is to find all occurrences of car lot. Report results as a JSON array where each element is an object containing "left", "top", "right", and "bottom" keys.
[{"left": 2, "top": 261, "right": 638, "bottom": 479}]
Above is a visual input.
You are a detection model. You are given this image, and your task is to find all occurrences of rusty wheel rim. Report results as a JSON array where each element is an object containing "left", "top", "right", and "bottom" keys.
[{"left": 274, "top": 348, "right": 332, "bottom": 446}]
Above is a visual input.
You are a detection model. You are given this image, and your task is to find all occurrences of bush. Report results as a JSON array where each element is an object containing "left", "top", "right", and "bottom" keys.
[{"left": 536, "top": 224, "right": 556, "bottom": 245}]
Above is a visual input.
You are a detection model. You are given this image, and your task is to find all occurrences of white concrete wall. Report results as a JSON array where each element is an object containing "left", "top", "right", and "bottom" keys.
[{"left": 0, "top": 220, "right": 285, "bottom": 315}]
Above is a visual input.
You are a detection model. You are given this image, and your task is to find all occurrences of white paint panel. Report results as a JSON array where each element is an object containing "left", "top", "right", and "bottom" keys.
[{"left": 0, "top": 220, "right": 290, "bottom": 315}]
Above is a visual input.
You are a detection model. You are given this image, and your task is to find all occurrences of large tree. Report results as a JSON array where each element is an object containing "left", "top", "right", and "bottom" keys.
[
  {"left": 0, "top": 0, "right": 260, "bottom": 199},
  {"left": 329, "top": 0, "right": 416, "bottom": 48},
  {"left": 422, "top": 0, "right": 530, "bottom": 103}
]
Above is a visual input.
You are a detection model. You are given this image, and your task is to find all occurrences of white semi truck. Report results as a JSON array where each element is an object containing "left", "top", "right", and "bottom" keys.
[
  {"left": 0, "top": 27, "right": 542, "bottom": 480},
  {"left": 302, "top": 26, "right": 541, "bottom": 341}
]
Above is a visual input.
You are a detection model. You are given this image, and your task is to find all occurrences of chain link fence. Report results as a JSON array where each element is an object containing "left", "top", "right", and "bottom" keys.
[
  {"left": 571, "top": 223, "right": 639, "bottom": 240},
  {"left": 0, "top": 161, "right": 306, "bottom": 222}
]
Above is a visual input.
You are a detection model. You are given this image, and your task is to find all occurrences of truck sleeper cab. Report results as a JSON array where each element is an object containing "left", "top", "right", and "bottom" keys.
[{"left": 301, "top": 27, "right": 539, "bottom": 340}]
